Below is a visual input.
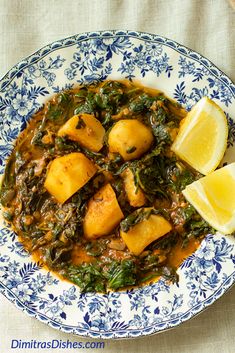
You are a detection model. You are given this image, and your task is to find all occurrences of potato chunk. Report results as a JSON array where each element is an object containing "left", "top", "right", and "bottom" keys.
[
  {"left": 83, "top": 183, "right": 124, "bottom": 239},
  {"left": 120, "top": 208, "right": 172, "bottom": 256},
  {"left": 108, "top": 119, "right": 154, "bottom": 160},
  {"left": 44, "top": 152, "right": 97, "bottom": 203},
  {"left": 58, "top": 113, "right": 105, "bottom": 152},
  {"left": 122, "top": 168, "right": 146, "bottom": 207}
]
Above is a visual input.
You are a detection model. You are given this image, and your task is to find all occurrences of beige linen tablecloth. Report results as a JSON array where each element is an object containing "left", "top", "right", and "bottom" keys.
[{"left": 0, "top": 1, "right": 234, "bottom": 352}]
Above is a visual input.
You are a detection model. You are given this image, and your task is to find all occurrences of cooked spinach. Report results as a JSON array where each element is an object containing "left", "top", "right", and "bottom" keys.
[
  {"left": 66, "top": 257, "right": 178, "bottom": 292},
  {"left": 151, "top": 232, "right": 178, "bottom": 252},
  {"left": 120, "top": 208, "right": 169, "bottom": 233},
  {"left": 107, "top": 259, "right": 137, "bottom": 290},
  {"left": 120, "top": 208, "right": 153, "bottom": 232},
  {"left": 74, "top": 92, "right": 97, "bottom": 115},
  {"left": 129, "top": 93, "right": 156, "bottom": 113},
  {"left": 95, "top": 81, "right": 126, "bottom": 114},
  {"left": 2, "top": 210, "right": 14, "bottom": 221},
  {"left": 46, "top": 92, "right": 74, "bottom": 122},
  {"left": 66, "top": 263, "right": 107, "bottom": 292},
  {"left": 0, "top": 79, "right": 211, "bottom": 294},
  {"left": 45, "top": 241, "right": 73, "bottom": 268},
  {"left": 85, "top": 239, "right": 108, "bottom": 257},
  {"left": 167, "top": 162, "right": 199, "bottom": 192},
  {"left": 0, "top": 154, "right": 16, "bottom": 206}
]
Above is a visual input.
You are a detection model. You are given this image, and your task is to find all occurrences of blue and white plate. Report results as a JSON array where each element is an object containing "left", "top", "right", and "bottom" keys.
[{"left": 0, "top": 31, "right": 234, "bottom": 339}]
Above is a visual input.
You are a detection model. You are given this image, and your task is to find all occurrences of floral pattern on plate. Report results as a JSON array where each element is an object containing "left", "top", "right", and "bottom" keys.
[{"left": 0, "top": 30, "right": 234, "bottom": 338}]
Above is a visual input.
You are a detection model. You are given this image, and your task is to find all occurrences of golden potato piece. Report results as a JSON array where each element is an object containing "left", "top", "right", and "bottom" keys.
[
  {"left": 122, "top": 168, "right": 146, "bottom": 207},
  {"left": 44, "top": 152, "right": 97, "bottom": 203},
  {"left": 58, "top": 113, "right": 105, "bottom": 152},
  {"left": 83, "top": 183, "right": 124, "bottom": 239},
  {"left": 108, "top": 119, "right": 153, "bottom": 160},
  {"left": 120, "top": 208, "right": 172, "bottom": 256}
]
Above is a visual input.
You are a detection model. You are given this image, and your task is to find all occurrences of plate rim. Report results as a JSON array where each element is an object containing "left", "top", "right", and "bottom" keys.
[
  {"left": 0, "top": 30, "right": 234, "bottom": 93},
  {"left": 0, "top": 30, "right": 234, "bottom": 339},
  {"left": 1, "top": 273, "right": 234, "bottom": 339}
]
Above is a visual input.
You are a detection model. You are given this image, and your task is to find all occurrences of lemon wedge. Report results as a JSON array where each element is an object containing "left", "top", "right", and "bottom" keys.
[
  {"left": 182, "top": 163, "right": 235, "bottom": 234},
  {"left": 171, "top": 97, "right": 228, "bottom": 175}
]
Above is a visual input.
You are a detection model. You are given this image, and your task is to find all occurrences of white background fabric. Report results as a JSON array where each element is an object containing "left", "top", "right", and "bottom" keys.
[{"left": 0, "top": 0, "right": 234, "bottom": 352}]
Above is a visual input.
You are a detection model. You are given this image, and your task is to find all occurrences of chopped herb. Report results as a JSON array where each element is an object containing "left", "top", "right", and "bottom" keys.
[
  {"left": 76, "top": 117, "right": 86, "bottom": 129},
  {"left": 126, "top": 146, "right": 137, "bottom": 154}
]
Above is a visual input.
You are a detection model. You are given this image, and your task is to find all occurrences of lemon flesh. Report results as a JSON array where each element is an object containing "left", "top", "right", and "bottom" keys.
[
  {"left": 171, "top": 97, "right": 228, "bottom": 175},
  {"left": 183, "top": 163, "right": 235, "bottom": 234}
]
